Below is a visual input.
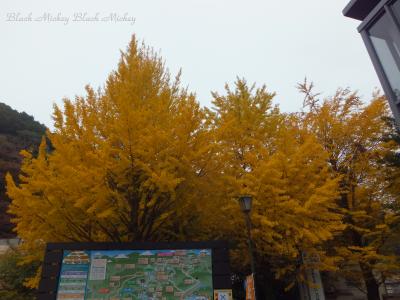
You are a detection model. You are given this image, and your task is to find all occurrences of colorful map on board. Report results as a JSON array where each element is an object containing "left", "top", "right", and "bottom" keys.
[{"left": 56, "top": 249, "right": 213, "bottom": 300}]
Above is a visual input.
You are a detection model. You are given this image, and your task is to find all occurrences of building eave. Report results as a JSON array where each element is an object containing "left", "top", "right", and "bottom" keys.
[{"left": 343, "top": 0, "right": 381, "bottom": 20}]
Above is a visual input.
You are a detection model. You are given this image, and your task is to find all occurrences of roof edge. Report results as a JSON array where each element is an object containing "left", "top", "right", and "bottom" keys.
[{"left": 343, "top": 0, "right": 381, "bottom": 21}]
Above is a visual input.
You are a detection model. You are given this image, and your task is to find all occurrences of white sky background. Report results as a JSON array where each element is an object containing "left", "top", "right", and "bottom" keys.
[{"left": 0, "top": 0, "right": 380, "bottom": 127}]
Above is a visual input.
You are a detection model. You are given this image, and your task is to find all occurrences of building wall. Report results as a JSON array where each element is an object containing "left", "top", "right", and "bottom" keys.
[{"left": 0, "top": 238, "right": 20, "bottom": 254}]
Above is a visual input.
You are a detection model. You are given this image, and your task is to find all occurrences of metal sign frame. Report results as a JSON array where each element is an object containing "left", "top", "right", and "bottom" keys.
[{"left": 37, "top": 240, "right": 231, "bottom": 300}]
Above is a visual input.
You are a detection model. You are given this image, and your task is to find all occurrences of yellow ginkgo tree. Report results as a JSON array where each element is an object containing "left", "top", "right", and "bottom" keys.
[
  {"left": 6, "top": 36, "right": 214, "bottom": 287},
  {"left": 204, "top": 79, "right": 344, "bottom": 293},
  {"left": 299, "top": 80, "right": 400, "bottom": 300}
]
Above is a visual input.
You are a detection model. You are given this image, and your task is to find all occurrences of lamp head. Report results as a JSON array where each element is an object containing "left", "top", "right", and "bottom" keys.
[{"left": 238, "top": 195, "right": 252, "bottom": 213}]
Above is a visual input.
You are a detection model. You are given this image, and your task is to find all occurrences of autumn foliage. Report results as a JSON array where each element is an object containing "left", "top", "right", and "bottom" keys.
[{"left": 5, "top": 36, "right": 400, "bottom": 298}]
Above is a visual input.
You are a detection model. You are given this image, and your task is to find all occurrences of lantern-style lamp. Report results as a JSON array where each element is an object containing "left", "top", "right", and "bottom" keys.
[{"left": 239, "top": 195, "right": 253, "bottom": 214}]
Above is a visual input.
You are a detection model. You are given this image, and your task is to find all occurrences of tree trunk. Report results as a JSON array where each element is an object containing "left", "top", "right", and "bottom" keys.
[{"left": 360, "top": 262, "right": 380, "bottom": 300}]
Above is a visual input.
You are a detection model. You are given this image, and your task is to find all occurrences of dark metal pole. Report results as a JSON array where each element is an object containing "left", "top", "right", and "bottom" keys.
[
  {"left": 245, "top": 211, "right": 257, "bottom": 299},
  {"left": 245, "top": 211, "right": 256, "bottom": 276}
]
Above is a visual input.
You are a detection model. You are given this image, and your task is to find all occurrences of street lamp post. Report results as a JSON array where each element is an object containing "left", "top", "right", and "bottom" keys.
[
  {"left": 239, "top": 195, "right": 257, "bottom": 299},
  {"left": 343, "top": 0, "right": 400, "bottom": 126}
]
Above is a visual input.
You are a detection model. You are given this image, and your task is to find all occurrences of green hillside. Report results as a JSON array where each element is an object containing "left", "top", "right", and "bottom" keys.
[{"left": 0, "top": 102, "right": 46, "bottom": 238}]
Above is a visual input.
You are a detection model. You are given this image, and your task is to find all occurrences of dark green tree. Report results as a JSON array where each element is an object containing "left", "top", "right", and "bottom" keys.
[
  {"left": 0, "top": 102, "right": 46, "bottom": 237},
  {"left": 0, "top": 249, "right": 39, "bottom": 300}
]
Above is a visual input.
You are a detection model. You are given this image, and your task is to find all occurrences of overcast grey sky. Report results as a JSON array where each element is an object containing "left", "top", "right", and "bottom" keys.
[{"left": 1, "top": 0, "right": 380, "bottom": 127}]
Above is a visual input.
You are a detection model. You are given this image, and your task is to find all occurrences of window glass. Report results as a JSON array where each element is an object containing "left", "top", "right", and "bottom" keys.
[{"left": 368, "top": 12, "right": 400, "bottom": 103}]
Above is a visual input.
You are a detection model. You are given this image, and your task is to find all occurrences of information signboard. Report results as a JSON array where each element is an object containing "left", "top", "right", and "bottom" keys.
[{"left": 37, "top": 241, "right": 231, "bottom": 300}]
